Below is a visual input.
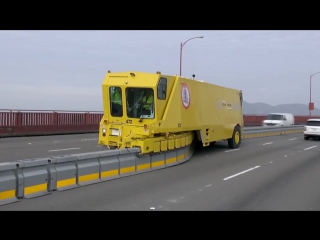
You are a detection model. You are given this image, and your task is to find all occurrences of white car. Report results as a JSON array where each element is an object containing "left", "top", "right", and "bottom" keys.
[
  {"left": 304, "top": 119, "right": 320, "bottom": 140},
  {"left": 262, "top": 113, "right": 294, "bottom": 127}
]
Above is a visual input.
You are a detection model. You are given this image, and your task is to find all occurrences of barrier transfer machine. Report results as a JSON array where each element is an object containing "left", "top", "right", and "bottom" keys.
[{"left": 98, "top": 71, "right": 244, "bottom": 155}]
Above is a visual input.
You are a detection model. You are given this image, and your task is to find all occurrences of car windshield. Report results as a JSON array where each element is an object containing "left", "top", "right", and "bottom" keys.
[
  {"left": 266, "top": 114, "right": 283, "bottom": 120},
  {"left": 306, "top": 121, "right": 320, "bottom": 126},
  {"left": 126, "top": 87, "right": 154, "bottom": 119}
]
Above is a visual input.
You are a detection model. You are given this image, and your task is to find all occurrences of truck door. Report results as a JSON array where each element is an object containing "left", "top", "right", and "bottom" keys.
[{"left": 283, "top": 114, "right": 287, "bottom": 126}]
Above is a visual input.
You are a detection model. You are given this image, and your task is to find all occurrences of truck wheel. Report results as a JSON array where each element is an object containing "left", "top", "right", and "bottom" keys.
[{"left": 228, "top": 126, "right": 241, "bottom": 149}]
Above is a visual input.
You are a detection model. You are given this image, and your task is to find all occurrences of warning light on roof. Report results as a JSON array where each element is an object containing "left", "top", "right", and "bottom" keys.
[
  {"left": 130, "top": 73, "right": 135, "bottom": 77},
  {"left": 108, "top": 70, "right": 111, "bottom": 73},
  {"left": 156, "top": 71, "right": 161, "bottom": 74}
]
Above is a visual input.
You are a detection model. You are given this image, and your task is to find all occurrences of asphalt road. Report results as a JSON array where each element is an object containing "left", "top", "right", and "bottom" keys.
[
  {"left": 0, "top": 126, "right": 299, "bottom": 163},
  {"left": 1, "top": 132, "right": 320, "bottom": 211},
  {"left": 0, "top": 133, "right": 103, "bottom": 163}
]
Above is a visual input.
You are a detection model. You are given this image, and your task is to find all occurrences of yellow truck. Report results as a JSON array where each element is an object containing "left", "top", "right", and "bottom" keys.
[{"left": 98, "top": 71, "right": 244, "bottom": 155}]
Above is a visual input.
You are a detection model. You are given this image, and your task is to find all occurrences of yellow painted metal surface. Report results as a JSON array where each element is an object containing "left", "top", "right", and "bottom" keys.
[
  {"left": 79, "top": 173, "right": 99, "bottom": 183},
  {"left": 24, "top": 183, "right": 47, "bottom": 195},
  {"left": 0, "top": 189, "right": 15, "bottom": 200},
  {"left": 98, "top": 71, "right": 243, "bottom": 154},
  {"left": 57, "top": 178, "right": 76, "bottom": 189},
  {"left": 101, "top": 169, "right": 118, "bottom": 178}
]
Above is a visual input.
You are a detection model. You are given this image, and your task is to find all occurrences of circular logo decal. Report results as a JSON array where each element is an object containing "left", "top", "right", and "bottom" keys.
[{"left": 181, "top": 83, "right": 190, "bottom": 109}]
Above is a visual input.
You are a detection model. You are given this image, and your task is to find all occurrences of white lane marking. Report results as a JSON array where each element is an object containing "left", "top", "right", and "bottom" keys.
[
  {"left": 54, "top": 141, "right": 59, "bottom": 143},
  {"left": 48, "top": 147, "right": 80, "bottom": 152},
  {"left": 205, "top": 184, "right": 212, "bottom": 188},
  {"left": 225, "top": 149, "right": 240, "bottom": 153},
  {"left": 289, "top": 138, "right": 297, "bottom": 140},
  {"left": 304, "top": 146, "right": 318, "bottom": 151},
  {"left": 223, "top": 166, "right": 260, "bottom": 180},
  {"left": 81, "top": 138, "right": 97, "bottom": 141},
  {"left": 262, "top": 142, "right": 273, "bottom": 145}
]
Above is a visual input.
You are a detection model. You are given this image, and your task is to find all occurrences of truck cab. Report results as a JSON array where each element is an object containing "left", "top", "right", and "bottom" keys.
[{"left": 98, "top": 71, "right": 170, "bottom": 150}]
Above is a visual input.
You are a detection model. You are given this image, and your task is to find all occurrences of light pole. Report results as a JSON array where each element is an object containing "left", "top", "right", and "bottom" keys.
[
  {"left": 309, "top": 72, "right": 320, "bottom": 116},
  {"left": 180, "top": 36, "right": 204, "bottom": 76}
]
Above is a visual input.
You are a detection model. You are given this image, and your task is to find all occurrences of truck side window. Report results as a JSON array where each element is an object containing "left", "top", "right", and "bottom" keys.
[
  {"left": 157, "top": 77, "right": 167, "bottom": 100},
  {"left": 109, "top": 86, "right": 123, "bottom": 117}
]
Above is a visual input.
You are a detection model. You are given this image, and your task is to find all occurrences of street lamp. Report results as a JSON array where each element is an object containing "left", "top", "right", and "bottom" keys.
[
  {"left": 309, "top": 72, "right": 320, "bottom": 116},
  {"left": 180, "top": 36, "right": 204, "bottom": 76}
]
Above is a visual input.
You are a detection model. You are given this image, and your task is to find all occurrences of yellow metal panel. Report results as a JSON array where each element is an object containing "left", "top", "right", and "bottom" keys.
[
  {"left": 177, "top": 154, "right": 184, "bottom": 161},
  {"left": 0, "top": 189, "right": 15, "bottom": 200},
  {"left": 186, "top": 134, "right": 192, "bottom": 145},
  {"left": 79, "top": 173, "right": 99, "bottom": 183},
  {"left": 181, "top": 137, "right": 186, "bottom": 147},
  {"left": 120, "top": 166, "right": 135, "bottom": 174},
  {"left": 24, "top": 183, "right": 47, "bottom": 195},
  {"left": 137, "top": 163, "right": 151, "bottom": 171},
  {"left": 57, "top": 178, "right": 76, "bottom": 188},
  {"left": 166, "top": 157, "right": 176, "bottom": 164},
  {"left": 168, "top": 139, "right": 175, "bottom": 150},
  {"left": 101, "top": 169, "right": 118, "bottom": 178},
  {"left": 161, "top": 140, "right": 167, "bottom": 151},
  {"left": 175, "top": 138, "right": 181, "bottom": 148},
  {"left": 154, "top": 141, "right": 160, "bottom": 153},
  {"left": 152, "top": 160, "right": 165, "bottom": 168}
]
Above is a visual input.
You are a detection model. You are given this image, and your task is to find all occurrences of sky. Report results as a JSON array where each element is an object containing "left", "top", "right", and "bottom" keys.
[{"left": 0, "top": 30, "right": 319, "bottom": 112}]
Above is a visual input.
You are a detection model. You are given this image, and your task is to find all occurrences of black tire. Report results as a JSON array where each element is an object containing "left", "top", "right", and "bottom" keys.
[
  {"left": 304, "top": 135, "right": 309, "bottom": 140},
  {"left": 228, "top": 126, "right": 241, "bottom": 149}
]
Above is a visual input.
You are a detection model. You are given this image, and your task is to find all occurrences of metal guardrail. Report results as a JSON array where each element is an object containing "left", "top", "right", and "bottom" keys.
[
  {"left": 0, "top": 125, "right": 305, "bottom": 206},
  {"left": 243, "top": 125, "right": 304, "bottom": 131},
  {"left": 1, "top": 110, "right": 317, "bottom": 137},
  {"left": 243, "top": 125, "right": 304, "bottom": 139}
]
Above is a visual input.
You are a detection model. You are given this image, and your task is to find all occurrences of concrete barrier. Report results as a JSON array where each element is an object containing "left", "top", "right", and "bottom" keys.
[
  {"left": 136, "top": 154, "right": 151, "bottom": 173},
  {"left": 47, "top": 158, "right": 57, "bottom": 192},
  {"left": 184, "top": 143, "right": 195, "bottom": 161},
  {"left": 118, "top": 148, "right": 139, "bottom": 177},
  {"left": 0, "top": 162, "right": 19, "bottom": 206},
  {"left": 99, "top": 150, "right": 120, "bottom": 181},
  {"left": 164, "top": 150, "right": 178, "bottom": 166},
  {"left": 16, "top": 158, "right": 51, "bottom": 199},
  {"left": 151, "top": 153, "right": 166, "bottom": 170},
  {"left": 49, "top": 155, "right": 78, "bottom": 191},
  {"left": 177, "top": 147, "right": 186, "bottom": 163},
  {"left": 76, "top": 152, "right": 101, "bottom": 186}
]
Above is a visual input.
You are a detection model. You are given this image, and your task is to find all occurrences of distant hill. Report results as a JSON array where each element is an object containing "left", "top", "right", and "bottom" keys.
[{"left": 243, "top": 101, "right": 320, "bottom": 115}]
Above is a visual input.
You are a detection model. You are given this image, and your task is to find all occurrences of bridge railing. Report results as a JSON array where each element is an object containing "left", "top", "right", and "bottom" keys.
[
  {"left": 0, "top": 109, "right": 319, "bottom": 137},
  {"left": 0, "top": 110, "right": 103, "bottom": 137}
]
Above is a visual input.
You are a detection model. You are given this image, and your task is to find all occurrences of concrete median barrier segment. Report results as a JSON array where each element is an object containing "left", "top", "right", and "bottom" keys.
[{"left": 0, "top": 162, "right": 19, "bottom": 206}]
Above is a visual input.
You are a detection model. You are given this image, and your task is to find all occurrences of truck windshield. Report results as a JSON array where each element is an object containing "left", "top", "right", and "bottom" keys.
[
  {"left": 126, "top": 88, "right": 154, "bottom": 119},
  {"left": 266, "top": 114, "right": 283, "bottom": 120}
]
